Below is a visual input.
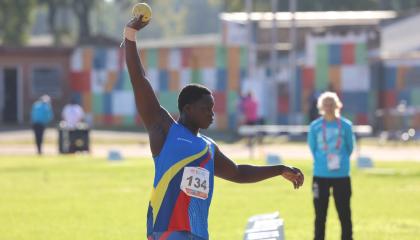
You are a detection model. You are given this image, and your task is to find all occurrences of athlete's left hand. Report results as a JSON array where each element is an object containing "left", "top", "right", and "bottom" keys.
[{"left": 281, "top": 166, "right": 304, "bottom": 189}]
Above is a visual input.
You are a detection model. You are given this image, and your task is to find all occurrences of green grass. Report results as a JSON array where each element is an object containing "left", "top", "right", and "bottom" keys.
[{"left": 0, "top": 156, "right": 419, "bottom": 240}]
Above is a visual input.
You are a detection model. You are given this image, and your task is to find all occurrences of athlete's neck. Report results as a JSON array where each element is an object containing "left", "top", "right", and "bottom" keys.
[{"left": 178, "top": 116, "right": 199, "bottom": 135}]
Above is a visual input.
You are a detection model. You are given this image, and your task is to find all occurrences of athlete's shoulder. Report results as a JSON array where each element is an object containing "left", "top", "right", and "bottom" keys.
[
  {"left": 200, "top": 134, "right": 217, "bottom": 146},
  {"left": 171, "top": 121, "right": 180, "bottom": 128}
]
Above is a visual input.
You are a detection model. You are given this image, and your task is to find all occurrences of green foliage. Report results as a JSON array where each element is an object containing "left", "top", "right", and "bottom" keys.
[
  {"left": 36, "top": 0, "right": 99, "bottom": 44},
  {"left": 72, "top": 0, "right": 97, "bottom": 43},
  {"left": 152, "top": 0, "right": 188, "bottom": 38},
  {"left": 0, "top": 0, "right": 36, "bottom": 46},
  {"left": 0, "top": 155, "right": 419, "bottom": 239},
  {"left": 37, "top": 0, "right": 72, "bottom": 45},
  {"left": 4, "top": 0, "right": 420, "bottom": 46},
  {"left": 184, "top": 0, "right": 220, "bottom": 35}
]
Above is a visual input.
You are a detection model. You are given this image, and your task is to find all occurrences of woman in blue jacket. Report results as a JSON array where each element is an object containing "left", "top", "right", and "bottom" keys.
[
  {"left": 308, "top": 92, "right": 355, "bottom": 240},
  {"left": 31, "top": 95, "right": 53, "bottom": 155}
]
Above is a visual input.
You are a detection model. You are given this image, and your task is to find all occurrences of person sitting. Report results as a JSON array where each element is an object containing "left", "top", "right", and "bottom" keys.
[{"left": 61, "top": 98, "right": 85, "bottom": 129}]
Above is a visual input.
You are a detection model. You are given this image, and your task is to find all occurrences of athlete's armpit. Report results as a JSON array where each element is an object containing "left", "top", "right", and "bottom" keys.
[{"left": 147, "top": 107, "right": 175, "bottom": 156}]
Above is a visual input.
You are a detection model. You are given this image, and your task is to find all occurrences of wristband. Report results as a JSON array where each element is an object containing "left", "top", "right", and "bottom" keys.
[{"left": 124, "top": 27, "right": 137, "bottom": 42}]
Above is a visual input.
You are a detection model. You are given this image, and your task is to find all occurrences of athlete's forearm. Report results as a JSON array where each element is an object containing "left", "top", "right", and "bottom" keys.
[
  {"left": 125, "top": 39, "right": 147, "bottom": 87},
  {"left": 232, "top": 164, "right": 285, "bottom": 183}
]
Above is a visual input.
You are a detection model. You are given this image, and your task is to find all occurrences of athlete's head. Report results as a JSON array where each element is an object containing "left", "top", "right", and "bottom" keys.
[
  {"left": 317, "top": 91, "right": 342, "bottom": 117},
  {"left": 178, "top": 84, "right": 214, "bottom": 129}
]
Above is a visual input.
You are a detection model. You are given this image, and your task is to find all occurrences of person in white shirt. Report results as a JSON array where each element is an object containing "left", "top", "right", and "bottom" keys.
[{"left": 62, "top": 98, "right": 85, "bottom": 128}]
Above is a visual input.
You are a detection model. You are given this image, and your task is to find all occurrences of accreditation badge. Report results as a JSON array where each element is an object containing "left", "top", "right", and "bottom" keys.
[
  {"left": 327, "top": 153, "right": 340, "bottom": 171},
  {"left": 180, "top": 167, "right": 210, "bottom": 200}
]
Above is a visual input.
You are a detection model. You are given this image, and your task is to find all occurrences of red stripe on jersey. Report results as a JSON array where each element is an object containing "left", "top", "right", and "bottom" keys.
[
  {"left": 200, "top": 152, "right": 211, "bottom": 167},
  {"left": 159, "top": 231, "right": 173, "bottom": 240},
  {"left": 168, "top": 191, "right": 191, "bottom": 231},
  {"left": 167, "top": 151, "right": 211, "bottom": 232}
]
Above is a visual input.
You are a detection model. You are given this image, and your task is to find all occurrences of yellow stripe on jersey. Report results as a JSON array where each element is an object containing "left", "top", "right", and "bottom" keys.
[{"left": 150, "top": 145, "right": 209, "bottom": 224}]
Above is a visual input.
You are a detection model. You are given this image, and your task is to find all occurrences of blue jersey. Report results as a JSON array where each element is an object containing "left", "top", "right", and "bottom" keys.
[
  {"left": 147, "top": 122, "right": 215, "bottom": 240},
  {"left": 308, "top": 117, "right": 355, "bottom": 178}
]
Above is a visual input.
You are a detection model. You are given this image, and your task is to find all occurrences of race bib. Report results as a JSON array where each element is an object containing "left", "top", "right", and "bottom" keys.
[
  {"left": 327, "top": 153, "right": 340, "bottom": 171},
  {"left": 180, "top": 167, "right": 210, "bottom": 200}
]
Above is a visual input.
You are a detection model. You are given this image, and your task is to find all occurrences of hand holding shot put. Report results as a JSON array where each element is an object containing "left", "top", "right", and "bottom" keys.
[
  {"left": 121, "top": 3, "right": 151, "bottom": 47},
  {"left": 123, "top": 3, "right": 304, "bottom": 239}
]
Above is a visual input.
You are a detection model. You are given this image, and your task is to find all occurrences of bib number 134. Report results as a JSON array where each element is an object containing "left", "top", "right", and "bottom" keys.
[{"left": 180, "top": 167, "right": 210, "bottom": 200}]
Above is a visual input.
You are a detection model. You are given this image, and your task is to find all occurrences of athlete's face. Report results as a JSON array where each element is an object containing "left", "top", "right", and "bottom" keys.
[{"left": 188, "top": 94, "right": 215, "bottom": 129}]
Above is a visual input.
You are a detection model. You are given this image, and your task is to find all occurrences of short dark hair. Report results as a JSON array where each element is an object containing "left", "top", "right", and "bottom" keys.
[{"left": 178, "top": 84, "right": 211, "bottom": 113}]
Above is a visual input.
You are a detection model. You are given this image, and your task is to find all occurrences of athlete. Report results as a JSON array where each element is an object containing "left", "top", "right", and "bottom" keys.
[{"left": 123, "top": 16, "right": 304, "bottom": 240}]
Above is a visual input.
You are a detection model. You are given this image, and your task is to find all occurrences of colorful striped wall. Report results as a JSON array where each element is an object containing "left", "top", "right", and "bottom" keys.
[
  {"left": 294, "top": 35, "right": 372, "bottom": 125},
  {"left": 69, "top": 46, "right": 247, "bottom": 130},
  {"left": 68, "top": 39, "right": 420, "bottom": 132},
  {"left": 380, "top": 60, "right": 420, "bottom": 130}
]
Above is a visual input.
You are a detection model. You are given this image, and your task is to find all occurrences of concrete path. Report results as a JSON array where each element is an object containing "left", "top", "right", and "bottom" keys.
[{"left": 1, "top": 129, "right": 419, "bottom": 161}]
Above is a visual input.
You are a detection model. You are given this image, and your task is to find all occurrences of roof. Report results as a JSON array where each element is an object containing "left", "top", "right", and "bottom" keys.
[
  {"left": 381, "top": 12, "right": 420, "bottom": 55},
  {"left": 220, "top": 11, "right": 397, "bottom": 28},
  {"left": 0, "top": 46, "right": 73, "bottom": 56},
  {"left": 139, "top": 34, "right": 220, "bottom": 48},
  {"left": 78, "top": 34, "right": 121, "bottom": 46},
  {"left": 26, "top": 34, "right": 121, "bottom": 47}
]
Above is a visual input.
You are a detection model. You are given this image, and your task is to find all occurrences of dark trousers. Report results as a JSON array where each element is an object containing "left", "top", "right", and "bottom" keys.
[
  {"left": 32, "top": 123, "right": 45, "bottom": 155},
  {"left": 313, "top": 177, "right": 353, "bottom": 240}
]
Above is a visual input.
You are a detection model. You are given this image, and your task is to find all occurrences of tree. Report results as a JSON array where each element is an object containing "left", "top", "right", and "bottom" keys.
[
  {"left": 185, "top": 0, "right": 220, "bottom": 35},
  {"left": 0, "top": 0, "right": 36, "bottom": 46},
  {"left": 38, "top": 0, "right": 71, "bottom": 46},
  {"left": 154, "top": 0, "right": 188, "bottom": 37},
  {"left": 72, "top": 0, "right": 97, "bottom": 44}
]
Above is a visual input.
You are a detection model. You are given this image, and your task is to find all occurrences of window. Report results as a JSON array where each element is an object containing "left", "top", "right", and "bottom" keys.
[{"left": 31, "top": 66, "right": 62, "bottom": 97}]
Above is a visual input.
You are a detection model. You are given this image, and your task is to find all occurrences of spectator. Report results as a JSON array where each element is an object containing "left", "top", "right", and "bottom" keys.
[
  {"left": 237, "top": 93, "right": 247, "bottom": 125},
  {"left": 309, "top": 91, "right": 319, "bottom": 123},
  {"left": 242, "top": 92, "right": 259, "bottom": 125},
  {"left": 31, "top": 95, "right": 53, "bottom": 155},
  {"left": 62, "top": 97, "right": 85, "bottom": 128},
  {"left": 307, "top": 91, "right": 355, "bottom": 240}
]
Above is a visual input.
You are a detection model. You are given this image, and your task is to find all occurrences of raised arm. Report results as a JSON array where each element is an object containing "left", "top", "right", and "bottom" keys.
[
  {"left": 125, "top": 17, "right": 167, "bottom": 127},
  {"left": 214, "top": 145, "right": 304, "bottom": 189},
  {"left": 124, "top": 16, "right": 174, "bottom": 155}
]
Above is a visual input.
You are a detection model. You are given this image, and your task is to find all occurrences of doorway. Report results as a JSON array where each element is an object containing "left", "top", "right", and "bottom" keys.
[{"left": 1, "top": 67, "right": 19, "bottom": 123}]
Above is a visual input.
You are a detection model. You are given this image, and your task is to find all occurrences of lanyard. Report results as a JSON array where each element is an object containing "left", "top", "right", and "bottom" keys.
[{"left": 322, "top": 118, "right": 342, "bottom": 151}]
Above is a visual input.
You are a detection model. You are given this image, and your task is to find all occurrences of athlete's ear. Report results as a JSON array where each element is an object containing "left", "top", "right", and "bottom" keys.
[{"left": 182, "top": 104, "right": 192, "bottom": 115}]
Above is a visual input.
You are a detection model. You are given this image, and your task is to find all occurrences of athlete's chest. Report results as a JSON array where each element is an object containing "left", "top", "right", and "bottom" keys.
[{"left": 172, "top": 135, "right": 210, "bottom": 155}]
